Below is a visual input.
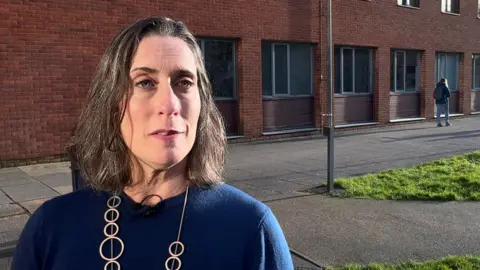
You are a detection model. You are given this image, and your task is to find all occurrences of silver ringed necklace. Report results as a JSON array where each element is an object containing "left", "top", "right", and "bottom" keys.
[{"left": 99, "top": 187, "right": 189, "bottom": 270}]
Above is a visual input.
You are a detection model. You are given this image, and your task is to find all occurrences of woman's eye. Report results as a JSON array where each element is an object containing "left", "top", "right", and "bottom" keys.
[
  {"left": 135, "top": 79, "right": 156, "bottom": 89},
  {"left": 176, "top": 79, "right": 194, "bottom": 89}
]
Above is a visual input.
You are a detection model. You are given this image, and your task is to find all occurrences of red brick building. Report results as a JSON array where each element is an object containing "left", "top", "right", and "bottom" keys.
[
  {"left": 332, "top": 0, "right": 480, "bottom": 126},
  {"left": 1, "top": 0, "right": 480, "bottom": 166}
]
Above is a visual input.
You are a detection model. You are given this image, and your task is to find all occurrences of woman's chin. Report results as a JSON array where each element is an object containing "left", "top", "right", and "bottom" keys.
[
  {"left": 152, "top": 161, "right": 179, "bottom": 170},
  {"left": 148, "top": 155, "right": 186, "bottom": 170},
  {"left": 132, "top": 149, "right": 188, "bottom": 171}
]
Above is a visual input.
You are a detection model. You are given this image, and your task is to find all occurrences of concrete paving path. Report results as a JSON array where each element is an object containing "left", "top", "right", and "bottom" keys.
[
  {"left": 0, "top": 115, "right": 479, "bottom": 269},
  {"left": 226, "top": 116, "right": 480, "bottom": 201},
  {"left": 268, "top": 195, "right": 480, "bottom": 268}
]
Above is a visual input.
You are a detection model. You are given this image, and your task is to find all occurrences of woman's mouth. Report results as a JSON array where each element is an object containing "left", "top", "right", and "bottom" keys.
[{"left": 150, "top": 129, "right": 184, "bottom": 141}]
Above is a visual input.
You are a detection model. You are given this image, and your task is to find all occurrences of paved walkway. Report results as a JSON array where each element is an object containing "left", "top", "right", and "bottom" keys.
[
  {"left": 227, "top": 115, "right": 479, "bottom": 201},
  {"left": 0, "top": 116, "right": 479, "bottom": 268},
  {"left": 269, "top": 195, "right": 480, "bottom": 267}
]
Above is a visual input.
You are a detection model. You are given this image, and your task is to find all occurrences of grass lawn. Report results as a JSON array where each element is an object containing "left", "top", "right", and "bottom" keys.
[
  {"left": 331, "top": 150, "right": 480, "bottom": 200},
  {"left": 331, "top": 255, "right": 480, "bottom": 270}
]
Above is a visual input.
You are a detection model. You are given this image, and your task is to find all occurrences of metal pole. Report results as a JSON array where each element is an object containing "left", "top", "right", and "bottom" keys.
[{"left": 326, "top": 0, "right": 335, "bottom": 193}]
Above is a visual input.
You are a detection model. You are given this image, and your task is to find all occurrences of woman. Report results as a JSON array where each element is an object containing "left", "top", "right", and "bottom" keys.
[
  {"left": 433, "top": 78, "right": 451, "bottom": 127},
  {"left": 12, "top": 16, "right": 294, "bottom": 270}
]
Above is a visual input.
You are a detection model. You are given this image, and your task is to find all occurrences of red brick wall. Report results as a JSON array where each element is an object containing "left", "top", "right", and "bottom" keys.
[
  {"left": 332, "top": 0, "right": 480, "bottom": 122},
  {"left": 460, "top": 52, "right": 473, "bottom": 115},
  {"left": 420, "top": 50, "right": 436, "bottom": 118},
  {"left": 374, "top": 47, "right": 391, "bottom": 123},
  {"left": 1, "top": 0, "right": 320, "bottom": 162},
  {"left": 238, "top": 38, "right": 263, "bottom": 137},
  {"left": 2, "top": 1, "right": 479, "bottom": 163}
]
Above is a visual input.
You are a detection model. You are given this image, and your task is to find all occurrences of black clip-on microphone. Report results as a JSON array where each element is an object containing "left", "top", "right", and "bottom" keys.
[{"left": 140, "top": 194, "right": 163, "bottom": 217}]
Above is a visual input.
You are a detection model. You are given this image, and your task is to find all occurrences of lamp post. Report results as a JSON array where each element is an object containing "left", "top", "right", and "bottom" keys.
[{"left": 326, "top": 0, "right": 335, "bottom": 193}]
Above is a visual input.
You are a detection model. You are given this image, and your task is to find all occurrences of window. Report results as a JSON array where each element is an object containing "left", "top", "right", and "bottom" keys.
[
  {"left": 262, "top": 42, "right": 314, "bottom": 96},
  {"left": 198, "top": 39, "right": 236, "bottom": 98},
  {"left": 436, "top": 53, "right": 460, "bottom": 91},
  {"left": 390, "top": 50, "right": 420, "bottom": 92},
  {"left": 441, "top": 0, "right": 460, "bottom": 14},
  {"left": 478, "top": 0, "right": 480, "bottom": 18},
  {"left": 334, "top": 47, "right": 373, "bottom": 94},
  {"left": 397, "top": 0, "right": 420, "bottom": 8},
  {"left": 473, "top": 55, "right": 480, "bottom": 90}
]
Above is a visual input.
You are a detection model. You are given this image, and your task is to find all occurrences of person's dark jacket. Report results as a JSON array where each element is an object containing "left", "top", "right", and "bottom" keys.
[{"left": 434, "top": 82, "right": 451, "bottom": 105}]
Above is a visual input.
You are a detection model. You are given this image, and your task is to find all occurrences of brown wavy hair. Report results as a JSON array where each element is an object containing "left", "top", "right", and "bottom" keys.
[{"left": 67, "top": 16, "right": 226, "bottom": 193}]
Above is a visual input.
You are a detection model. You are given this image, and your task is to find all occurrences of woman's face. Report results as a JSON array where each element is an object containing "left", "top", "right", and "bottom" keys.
[{"left": 120, "top": 35, "right": 201, "bottom": 172}]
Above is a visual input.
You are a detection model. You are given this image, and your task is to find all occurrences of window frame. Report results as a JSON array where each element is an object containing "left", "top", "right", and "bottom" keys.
[
  {"left": 477, "top": 0, "right": 480, "bottom": 19},
  {"left": 435, "top": 52, "right": 460, "bottom": 91},
  {"left": 441, "top": 0, "right": 460, "bottom": 15},
  {"left": 391, "top": 50, "right": 420, "bottom": 92},
  {"left": 264, "top": 42, "right": 314, "bottom": 97},
  {"left": 397, "top": 0, "right": 420, "bottom": 9},
  {"left": 198, "top": 38, "right": 238, "bottom": 100},
  {"left": 335, "top": 46, "right": 374, "bottom": 95},
  {"left": 473, "top": 54, "right": 480, "bottom": 90}
]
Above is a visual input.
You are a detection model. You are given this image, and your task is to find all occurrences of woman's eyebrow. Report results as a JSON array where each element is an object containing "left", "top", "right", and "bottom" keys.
[
  {"left": 130, "top": 66, "right": 196, "bottom": 79},
  {"left": 130, "top": 66, "right": 158, "bottom": 74},
  {"left": 171, "top": 68, "right": 196, "bottom": 79}
]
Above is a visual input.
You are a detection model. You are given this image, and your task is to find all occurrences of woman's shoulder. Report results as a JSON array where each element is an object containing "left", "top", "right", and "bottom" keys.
[
  {"left": 16, "top": 188, "right": 105, "bottom": 245},
  {"left": 194, "top": 183, "right": 271, "bottom": 222},
  {"left": 192, "top": 184, "right": 293, "bottom": 269},
  {"left": 199, "top": 183, "right": 268, "bottom": 208},
  {"left": 39, "top": 187, "right": 105, "bottom": 217}
]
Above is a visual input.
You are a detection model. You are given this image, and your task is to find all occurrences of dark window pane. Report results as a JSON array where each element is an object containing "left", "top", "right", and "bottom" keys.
[
  {"left": 274, "top": 44, "right": 289, "bottom": 95},
  {"left": 290, "top": 44, "right": 312, "bottom": 95},
  {"left": 262, "top": 42, "right": 273, "bottom": 96},
  {"left": 390, "top": 52, "right": 395, "bottom": 92},
  {"left": 203, "top": 40, "right": 235, "bottom": 98},
  {"left": 446, "top": 54, "right": 458, "bottom": 90},
  {"left": 343, "top": 49, "right": 354, "bottom": 93},
  {"left": 474, "top": 56, "right": 480, "bottom": 89},
  {"left": 405, "top": 51, "right": 418, "bottom": 91},
  {"left": 437, "top": 54, "right": 447, "bottom": 81},
  {"left": 410, "top": 0, "right": 420, "bottom": 7},
  {"left": 335, "top": 47, "right": 342, "bottom": 94},
  {"left": 354, "top": 48, "right": 370, "bottom": 93},
  {"left": 396, "top": 51, "right": 405, "bottom": 91},
  {"left": 437, "top": 53, "right": 458, "bottom": 90},
  {"left": 451, "top": 0, "right": 460, "bottom": 13}
]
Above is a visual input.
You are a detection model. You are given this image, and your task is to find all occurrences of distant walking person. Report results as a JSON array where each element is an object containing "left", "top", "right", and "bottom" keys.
[{"left": 434, "top": 78, "right": 451, "bottom": 127}]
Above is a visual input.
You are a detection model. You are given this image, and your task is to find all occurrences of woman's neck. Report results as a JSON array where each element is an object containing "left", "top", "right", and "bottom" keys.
[{"left": 123, "top": 160, "right": 190, "bottom": 206}]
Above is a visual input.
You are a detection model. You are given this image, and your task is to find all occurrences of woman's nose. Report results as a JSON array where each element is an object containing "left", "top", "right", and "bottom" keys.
[{"left": 155, "top": 82, "right": 180, "bottom": 117}]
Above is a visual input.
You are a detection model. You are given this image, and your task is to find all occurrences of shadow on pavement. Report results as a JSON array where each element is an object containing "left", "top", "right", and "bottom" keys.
[
  {"left": 383, "top": 129, "right": 480, "bottom": 142},
  {"left": 0, "top": 241, "right": 15, "bottom": 259},
  {"left": 291, "top": 249, "right": 326, "bottom": 270}
]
